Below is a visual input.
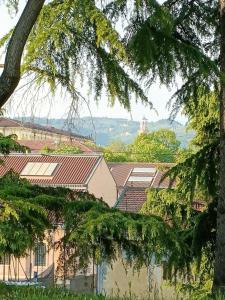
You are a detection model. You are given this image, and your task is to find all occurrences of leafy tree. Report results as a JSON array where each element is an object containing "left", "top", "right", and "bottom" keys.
[
  {"left": 41, "top": 143, "right": 83, "bottom": 154},
  {"left": 0, "top": 0, "right": 149, "bottom": 110},
  {"left": 129, "top": 129, "right": 180, "bottom": 162},
  {"left": 0, "top": 171, "right": 181, "bottom": 282},
  {"left": 0, "top": 133, "right": 29, "bottom": 155},
  {"left": 102, "top": 130, "right": 181, "bottom": 162},
  {"left": 103, "top": 140, "right": 129, "bottom": 162},
  {"left": 140, "top": 93, "right": 220, "bottom": 295},
  {"left": 185, "top": 92, "right": 219, "bottom": 148},
  {"left": 1, "top": 0, "right": 225, "bottom": 294},
  {"left": 124, "top": 1, "right": 224, "bottom": 293}
]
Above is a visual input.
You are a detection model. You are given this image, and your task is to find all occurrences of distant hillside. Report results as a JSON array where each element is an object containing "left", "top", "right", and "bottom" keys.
[{"left": 16, "top": 117, "right": 195, "bottom": 147}]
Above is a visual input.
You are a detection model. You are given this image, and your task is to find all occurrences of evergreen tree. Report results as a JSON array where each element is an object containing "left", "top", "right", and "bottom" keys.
[{"left": 1, "top": 0, "right": 225, "bottom": 294}]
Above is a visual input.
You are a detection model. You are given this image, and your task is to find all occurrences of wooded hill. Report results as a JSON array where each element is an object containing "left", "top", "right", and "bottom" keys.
[{"left": 16, "top": 117, "right": 194, "bottom": 147}]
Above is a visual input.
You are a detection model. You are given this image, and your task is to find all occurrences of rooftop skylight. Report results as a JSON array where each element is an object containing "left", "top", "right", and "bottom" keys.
[
  {"left": 132, "top": 167, "right": 156, "bottom": 173},
  {"left": 20, "top": 162, "right": 58, "bottom": 176},
  {"left": 128, "top": 176, "right": 153, "bottom": 182}
]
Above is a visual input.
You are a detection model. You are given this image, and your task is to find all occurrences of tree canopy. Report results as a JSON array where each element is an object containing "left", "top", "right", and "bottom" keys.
[
  {"left": 1, "top": 0, "right": 225, "bottom": 295},
  {"left": 129, "top": 129, "right": 181, "bottom": 162}
]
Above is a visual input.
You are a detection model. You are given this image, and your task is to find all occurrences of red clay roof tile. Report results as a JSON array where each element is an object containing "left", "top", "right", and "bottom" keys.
[
  {"left": 116, "top": 187, "right": 147, "bottom": 213},
  {"left": 111, "top": 162, "right": 176, "bottom": 213},
  {"left": 109, "top": 162, "right": 174, "bottom": 189},
  {"left": 18, "top": 140, "right": 97, "bottom": 153},
  {"left": 0, "top": 154, "right": 101, "bottom": 185}
]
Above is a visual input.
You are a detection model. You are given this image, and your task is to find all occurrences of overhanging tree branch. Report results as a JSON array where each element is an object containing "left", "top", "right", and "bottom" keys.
[{"left": 0, "top": 0, "right": 45, "bottom": 108}]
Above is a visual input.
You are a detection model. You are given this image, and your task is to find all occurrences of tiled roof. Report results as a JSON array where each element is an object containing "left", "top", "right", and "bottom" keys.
[
  {"left": 151, "top": 171, "right": 173, "bottom": 188},
  {"left": 112, "top": 163, "right": 205, "bottom": 214},
  {"left": 18, "top": 140, "right": 98, "bottom": 153},
  {"left": 109, "top": 162, "right": 175, "bottom": 189},
  {"left": 116, "top": 187, "right": 147, "bottom": 213},
  {"left": 0, "top": 117, "right": 90, "bottom": 141},
  {"left": 0, "top": 154, "right": 102, "bottom": 185},
  {"left": 110, "top": 162, "right": 175, "bottom": 213},
  {"left": 0, "top": 118, "right": 21, "bottom": 127}
]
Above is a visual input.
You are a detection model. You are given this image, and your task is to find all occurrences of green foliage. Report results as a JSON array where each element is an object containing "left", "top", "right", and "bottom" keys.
[
  {"left": 140, "top": 94, "right": 220, "bottom": 292},
  {"left": 0, "top": 171, "right": 179, "bottom": 275},
  {"left": 103, "top": 140, "right": 129, "bottom": 162},
  {"left": 0, "top": 133, "right": 29, "bottom": 155},
  {"left": 41, "top": 143, "right": 82, "bottom": 154},
  {"left": 103, "top": 129, "right": 181, "bottom": 162},
  {"left": 17, "top": 0, "right": 149, "bottom": 110},
  {"left": 141, "top": 188, "right": 190, "bottom": 227},
  {"left": 128, "top": 129, "right": 180, "bottom": 162},
  {"left": 0, "top": 284, "right": 225, "bottom": 300},
  {"left": 63, "top": 204, "right": 179, "bottom": 270},
  {"left": 185, "top": 92, "right": 219, "bottom": 148},
  {"left": 0, "top": 284, "right": 107, "bottom": 300},
  {"left": 126, "top": 0, "right": 219, "bottom": 116}
]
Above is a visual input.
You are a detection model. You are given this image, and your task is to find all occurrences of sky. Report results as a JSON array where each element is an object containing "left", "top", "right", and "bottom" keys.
[{"left": 0, "top": 1, "right": 187, "bottom": 124}]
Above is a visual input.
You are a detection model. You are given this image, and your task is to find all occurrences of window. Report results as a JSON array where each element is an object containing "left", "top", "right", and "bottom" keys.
[
  {"left": 128, "top": 176, "right": 153, "bottom": 182},
  {"left": 162, "top": 260, "right": 170, "bottom": 281},
  {"left": 34, "top": 243, "right": 46, "bottom": 266},
  {"left": 133, "top": 167, "right": 156, "bottom": 173},
  {"left": 0, "top": 254, "right": 9, "bottom": 265},
  {"left": 21, "top": 162, "right": 58, "bottom": 176}
]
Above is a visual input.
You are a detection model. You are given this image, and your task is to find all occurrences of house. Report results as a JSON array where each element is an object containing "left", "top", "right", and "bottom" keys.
[
  {"left": 0, "top": 153, "right": 117, "bottom": 206},
  {"left": 0, "top": 117, "right": 96, "bottom": 153},
  {"left": 109, "top": 162, "right": 204, "bottom": 213},
  {"left": 97, "top": 162, "right": 205, "bottom": 299},
  {"left": 0, "top": 154, "right": 117, "bottom": 286},
  {"left": 96, "top": 162, "right": 177, "bottom": 298},
  {"left": 109, "top": 162, "right": 174, "bottom": 212}
]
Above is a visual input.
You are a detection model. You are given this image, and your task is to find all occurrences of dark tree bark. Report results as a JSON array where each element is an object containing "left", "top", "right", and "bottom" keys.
[
  {"left": 213, "top": 0, "right": 225, "bottom": 295},
  {"left": 0, "top": 0, "right": 45, "bottom": 108}
]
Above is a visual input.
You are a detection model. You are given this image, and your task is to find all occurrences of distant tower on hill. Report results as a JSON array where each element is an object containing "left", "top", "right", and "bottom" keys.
[{"left": 139, "top": 117, "right": 148, "bottom": 134}]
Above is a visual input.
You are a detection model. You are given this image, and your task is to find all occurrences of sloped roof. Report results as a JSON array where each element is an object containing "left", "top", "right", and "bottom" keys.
[
  {"left": 18, "top": 140, "right": 98, "bottom": 153},
  {"left": 0, "top": 154, "right": 102, "bottom": 185},
  {"left": 0, "top": 117, "right": 90, "bottom": 141},
  {"left": 112, "top": 162, "right": 205, "bottom": 213},
  {"left": 110, "top": 162, "right": 175, "bottom": 213},
  {"left": 116, "top": 187, "right": 147, "bottom": 213},
  {"left": 109, "top": 162, "right": 175, "bottom": 189}
]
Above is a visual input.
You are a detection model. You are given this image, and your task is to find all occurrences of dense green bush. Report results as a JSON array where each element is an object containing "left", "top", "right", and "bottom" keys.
[
  {"left": 0, "top": 284, "right": 106, "bottom": 300},
  {"left": 0, "top": 284, "right": 225, "bottom": 300}
]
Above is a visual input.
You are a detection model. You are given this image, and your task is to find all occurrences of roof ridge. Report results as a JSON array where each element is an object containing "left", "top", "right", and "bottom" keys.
[
  {"left": 0, "top": 117, "right": 22, "bottom": 126},
  {"left": 113, "top": 186, "right": 129, "bottom": 209},
  {"left": 0, "top": 117, "right": 91, "bottom": 141},
  {"left": 108, "top": 162, "right": 176, "bottom": 166},
  {"left": 0, "top": 153, "right": 102, "bottom": 158}
]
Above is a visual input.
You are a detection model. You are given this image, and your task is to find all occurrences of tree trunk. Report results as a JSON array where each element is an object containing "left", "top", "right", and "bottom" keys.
[
  {"left": 213, "top": 0, "right": 225, "bottom": 295},
  {"left": 0, "top": 0, "right": 45, "bottom": 108}
]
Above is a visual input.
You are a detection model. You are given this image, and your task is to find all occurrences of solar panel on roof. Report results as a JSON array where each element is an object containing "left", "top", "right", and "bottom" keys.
[
  {"left": 20, "top": 162, "right": 58, "bottom": 176},
  {"left": 132, "top": 167, "right": 156, "bottom": 173}
]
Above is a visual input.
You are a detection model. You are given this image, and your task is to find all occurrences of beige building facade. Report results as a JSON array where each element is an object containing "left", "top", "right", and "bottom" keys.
[
  {"left": 97, "top": 258, "right": 179, "bottom": 299},
  {"left": 0, "top": 154, "right": 117, "bottom": 286},
  {"left": 0, "top": 117, "right": 90, "bottom": 143}
]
